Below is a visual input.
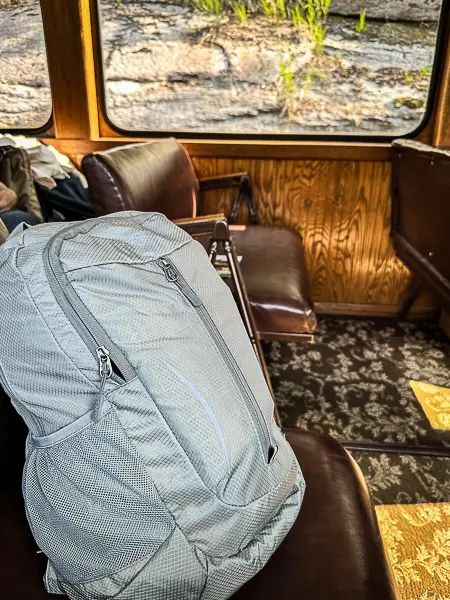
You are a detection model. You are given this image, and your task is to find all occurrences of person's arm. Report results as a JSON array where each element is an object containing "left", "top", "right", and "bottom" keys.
[{"left": 0, "top": 182, "right": 18, "bottom": 214}]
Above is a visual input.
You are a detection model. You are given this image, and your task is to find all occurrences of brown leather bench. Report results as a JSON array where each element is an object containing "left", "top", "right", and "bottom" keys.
[
  {"left": 0, "top": 387, "right": 397, "bottom": 599},
  {"left": 82, "top": 140, "right": 317, "bottom": 341},
  {"left": 392, "top": 139, "right": 450, "bottom": 317}
]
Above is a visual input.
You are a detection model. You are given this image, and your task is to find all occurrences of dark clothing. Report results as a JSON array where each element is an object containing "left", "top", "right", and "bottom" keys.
[
  {"left": 35, "top": 178, "right": 95, "bottom": 222},
  {"left": 1, "top": 177, "right": 95, "bottom": 235},
  {"left": 1, "top": 210, "right": 41, "bottom": 233}
]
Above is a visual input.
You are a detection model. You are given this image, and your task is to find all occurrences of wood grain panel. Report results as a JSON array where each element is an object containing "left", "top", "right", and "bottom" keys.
[
  {"left": 193, "top": 157, "right": 433, "bottom": 308},
  {"left": 434, "top": 23, "right": 450, "bottom": 146},
  {"left": 40, "top": 0, "right": 98, "bottom": 139},
  {"left": 48, "top": 138, "right": 391, "bottom": 161},
  {"left": 69, "top": 154, "right": 86, "bottom": 170}
]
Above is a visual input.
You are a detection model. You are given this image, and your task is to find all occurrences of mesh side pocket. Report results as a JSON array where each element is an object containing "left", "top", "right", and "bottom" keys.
[{"left": 23, "top": 406, "right": 174, "bottom": 584}]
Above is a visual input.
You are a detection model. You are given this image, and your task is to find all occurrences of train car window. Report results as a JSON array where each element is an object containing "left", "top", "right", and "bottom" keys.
[
  {"left": 0, "top": 0, "right": 52, "bottom": 132},
  {"left": 97, "top": 0, "right": 446, "bottom": 139}
]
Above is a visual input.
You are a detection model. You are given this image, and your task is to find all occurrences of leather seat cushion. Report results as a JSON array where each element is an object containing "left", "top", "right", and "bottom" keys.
[
  {"left": 230, "top": 225, "right": 317, "bottom": 337},
  {"left": 233, "top": 430, "right": 397, "bottom": 599},
  {"left": 1, "top": 428, "right": 395, "bottom": 600}
]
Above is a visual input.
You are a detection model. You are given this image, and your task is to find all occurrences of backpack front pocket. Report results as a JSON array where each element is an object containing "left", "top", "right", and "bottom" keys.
[{"left": 23, "top": 400, "right": 174, "bottom": 585}]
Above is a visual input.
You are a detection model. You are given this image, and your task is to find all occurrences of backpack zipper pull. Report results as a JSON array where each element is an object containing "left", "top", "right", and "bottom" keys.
[
  {"left": 94, "top": 346, "right": 112, "bottom": 421},
  {"left": 158, "top": 258, "right": 202, "bottom": 307},
  {"left": 158, "top": 258, "right": 179, "bottom": 282}
]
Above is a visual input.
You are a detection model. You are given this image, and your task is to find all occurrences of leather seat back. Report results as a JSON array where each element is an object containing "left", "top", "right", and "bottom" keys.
[{"left": 82, "top": 139, "right": 198, "bottom": 220}]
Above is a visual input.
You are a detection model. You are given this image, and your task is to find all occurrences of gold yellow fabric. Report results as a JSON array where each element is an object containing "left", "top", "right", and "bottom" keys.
[
  {"left": 410, "top": 381, "right": 450, "bottom": 431},
  {"left": 376, "top": 503, "right": 450, "bottom": 600}
]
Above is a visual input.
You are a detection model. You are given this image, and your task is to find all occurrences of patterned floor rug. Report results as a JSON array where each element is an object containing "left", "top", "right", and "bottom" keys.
[
  {"left": 264, "top": 318, "right": 450, "bottom": 449},
  {"left": 376, "top": 503, "right": 450, "bottom": 600},
  {"left": 263, "top": 317, "right": 450, "bottom": 505},
  {"left": 352, "top": 451, "right": 450, "bottom": 505}
]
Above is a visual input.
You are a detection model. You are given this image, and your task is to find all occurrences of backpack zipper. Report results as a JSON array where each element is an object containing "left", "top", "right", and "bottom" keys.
[
  {"left": 95, "top": 346, "right": 113, "bottom": 421},
  {"left": 43, "top": 222, "right": 136, "bottom": 419},
  {"left": 158, "top": 257, "right": 276, "bottom": 464}
]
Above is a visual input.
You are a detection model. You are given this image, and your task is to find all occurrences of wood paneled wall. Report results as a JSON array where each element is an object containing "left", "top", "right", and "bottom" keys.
[
  {"left": 65, "top": 146, "right": 435, "bottom": 315},
  {"left": 193, "top": 157, "right": 434, "bottom": 313}
]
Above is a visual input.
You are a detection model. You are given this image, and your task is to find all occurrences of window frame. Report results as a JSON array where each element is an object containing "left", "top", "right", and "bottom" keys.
[
  {"left": 94, "top": 0, "right": 450, "bottom": 142},
  {"left": 0, "top": 116, "right": 53, "bottom": 137}
]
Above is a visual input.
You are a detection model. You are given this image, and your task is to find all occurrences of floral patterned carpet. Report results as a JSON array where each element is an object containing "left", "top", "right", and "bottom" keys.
[
  {"left": 264, "top": 318, "right": 450, "bottom": 505},
  {"left": 352, "top": 451, "right": 450, "bottom": 505}
]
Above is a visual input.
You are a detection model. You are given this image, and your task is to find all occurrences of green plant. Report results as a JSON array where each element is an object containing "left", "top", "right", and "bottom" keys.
[
  {"left": 301, "top": 68, "right": 328, "bottom": 95},
  {"left": 230, "top": 0, "right": 247, "bottom": 22},
  {"left": 278, "top": 52, "right": 295, "bottom": 96},
  {"left": 193, "top": 0, "right": 224, "bottom": 16},
  {"left": 276, "top": 0, "right": 287, "bottom": 19},
  {"left": 302, "top": 69, "right": 314, "bottom": 94},
  {"left": 394, "top": 96, "right": 425, "bottom": 109},
  {"left": 290, "top": 3, "right": 306, "bottom": 27},
  {"left": 355, "top": 8, "right": 366, "bottom": 33},
  {"left": 402, "top": 66, "right": 432, "bottom": 86},
  {"left": 261, "top": 0, "right": 275, "bottom": 17},
  {"left": 311, "top": 20, "right": 328, "bottom": 49},
  {"left": 301, "top": 0, "right": 331, "bottom": 52},
  {"left": 404, "top": 70, "right": 413, "bottom": 84},
  {"left": 305, "top": 0, "right": 332, "bottom": 22},
  {"left": 261, "top": 0, "right": 286, "bottom": 19}
]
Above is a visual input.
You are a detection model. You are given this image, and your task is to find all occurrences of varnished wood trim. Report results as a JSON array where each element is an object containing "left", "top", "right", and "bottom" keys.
[
  {"left": 88, "top": 0, "right": 107, "bottom": 139},
  {"left": 315, "top": 302, "right": 438, "bottom": 318},
  {"left": 99, "top": 113, "right": 122, "bottom": 139},
  {"left": 434, "top": 19, "right": 450, "bottom": 146},
  {"left": 41, "top": 138, "right": 391, "bottom": 161},
  {"left": 259, "top": 332, "right": 314, "bottom": 342},
  {"left": 80, "top": 0, "right": 100, "bottom": 139},
  {"left": 40, "top": 0, "right": 98, "bottom": 139}
]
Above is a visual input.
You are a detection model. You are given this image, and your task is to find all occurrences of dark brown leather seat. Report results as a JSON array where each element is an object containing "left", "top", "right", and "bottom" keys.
[
  {"left": 82, "top": 140, "right": 316, "bottom": 340},
  {"left": 0, "top": 387, "right": 396, "bottom": 599},
  {"left": 231, "top": 226, "right": 317, "bottom": 337}
]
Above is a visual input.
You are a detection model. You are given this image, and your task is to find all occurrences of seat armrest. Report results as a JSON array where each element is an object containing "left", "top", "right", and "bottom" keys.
[
  {"left": 199, "top": 173, "right": 259, "bottom": 225},
  {"left": 199, "top": 173, "right": 249, "bottom": 191},
  {"left": 174, "top": 214, "right": 226, "bottom": 238}
]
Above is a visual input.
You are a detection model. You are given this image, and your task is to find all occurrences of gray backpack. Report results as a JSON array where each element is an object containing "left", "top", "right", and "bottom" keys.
[{"left": 0, "top": 212, "right": 304, "bottom": 600}]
